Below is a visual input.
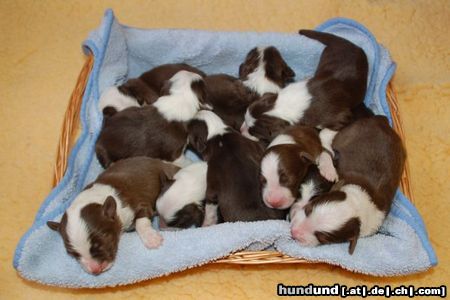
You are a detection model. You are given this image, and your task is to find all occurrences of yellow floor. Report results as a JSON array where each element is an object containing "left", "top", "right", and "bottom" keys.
[{"left": 1, "top": 1, "right": 449, "bottom": 299}]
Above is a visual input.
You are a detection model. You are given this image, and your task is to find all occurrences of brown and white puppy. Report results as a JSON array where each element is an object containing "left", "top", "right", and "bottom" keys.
[
  {"left": 187, "top": 110, "right": 287, "bottom": 224},
  {"left": 239, "top": 46, "right": 295, "bottom": 96},
  {"left": 156, "top": 162, "right": 207, "bottom": 228},
  {"left": 95, "top": 70, "right": 207, "bottom": 168},
  {"left": 260, "top": 125, "right": 324, "bottom": 210},
  {"left": 240, "top": 30, "right": 368, "bottom": 147},
  {"left": 204, "top": 74, "right": 259, "bottom": 130},
  {"left": 99, "top": 63, "right": 206, "bottom": 116},
  {"left": 47, "top": 157, "right": 180, "bottom": 275},
  {"left": 290, "top": 116, "right": 405, "bottom": 254}
]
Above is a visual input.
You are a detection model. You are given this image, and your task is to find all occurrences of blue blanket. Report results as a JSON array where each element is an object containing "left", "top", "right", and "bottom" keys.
[{"left": 14, "top": 9, "right": 437, "bottom": 288}]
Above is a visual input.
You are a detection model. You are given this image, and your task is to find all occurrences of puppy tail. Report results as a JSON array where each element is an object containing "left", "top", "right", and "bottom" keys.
[{"left": 299, "top": 30, "right": 353, "bottom": 47}]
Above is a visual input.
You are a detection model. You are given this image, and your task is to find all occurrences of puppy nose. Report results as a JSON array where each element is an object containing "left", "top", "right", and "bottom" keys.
[
  {"left": 268, "top": 197, "right": 284, "bottom": 208},
  {"left": 86, "top": 260, "right": 107, "bottom": 275},
  {"left": 240, "top": 124, "right": 248, "bottom": 134},
  {"left": 291, "top": 227, "right": 306, "bottom": 244}
]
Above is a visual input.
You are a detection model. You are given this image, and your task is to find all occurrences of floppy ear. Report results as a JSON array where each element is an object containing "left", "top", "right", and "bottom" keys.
[
  {"left": 47, "top": 221, "right": 60, "bottom": 231},
  {"left": 160, "top": 80, "right": 172, "bottom": 96},
  {"left": 159, "top": 171, "right": 176, "bottom": 194},
  {"left": 239, "top": 48, "right": 259, "bottom": 79},
  {"left": 191, "top": 80, "right": 208, "bottom": 105},
  {"left": 282, "top": 62, "right": 295, "bottom": 81},
  {"left": 103, "top": 196, "right": 117, "bottom": 219},
  {"left": 299, "top": 151, "right": 315, "bottom": 164},
  {"left": 187, "top": 120, "right": 208, "bottom": 154}
]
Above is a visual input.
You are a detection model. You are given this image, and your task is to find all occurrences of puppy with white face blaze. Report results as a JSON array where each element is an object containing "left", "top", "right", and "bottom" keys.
[
  {"left": 240, "top": 30, "right": 368, "bottom": 147},
  {"left": 99, "top": 63, "right": 205, "bottom": 117},
  {"left": 47, "top": 157, "right": 180, "bottom": 275},
  {"left": 95, "top": 70, "right": 207, "bottom": 168},
  {"left": 187, "top": 110, "right": 287, "bottom": 223},
  {"left": 239, "top": 46, "right": 295, "bottom": 96},
  {"left": 260, "top": 125, "right": 326, "bottom": 210},
  {"left": 156, "top": 162, "right": 207, "bottom": 229},
  {"left": 289, "top": 116, "right": 406, "bottom": 255}
]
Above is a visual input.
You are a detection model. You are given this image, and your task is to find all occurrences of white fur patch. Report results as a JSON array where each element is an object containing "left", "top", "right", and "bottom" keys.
[
  {"left": 153, "top": 71, "right": 203, "bottom": 122},
  {"left": 65, "top": 184, "right": 134, "bottom": 262},
  {"left": 193, "top": 110, "right": 228, "bottom": 140},
  {"left": 135, "top": 217, "right": 163, "bottom": 249},
  {"left": 298, "top": 180, "right": 317, "bottom": 203},
  {"left": 261, "top": 152, "right": 295, "bottom": 209},
  {"left": 242, "top": 47, "right": 281, "bottom": 95},
  {"left": 156, "top": 162, "right": 207, "bottom": 223},
  {"left": 290, "top": 184, "right": 385, "bottom": 246},
  {"left": 319, "top": 129, "right": 338, "bottom": 154},
  {"left": 98, "top": 86, "right": 140, "bottom": 113},
  {"left": 264, "top": 80, "right": 312, "bottom": 124},
  {"left": 268, "top": 134, "right": 296, "bottom": 148},
  {"left": 202, "top": 203, "right": 218, "bottom": 227}
]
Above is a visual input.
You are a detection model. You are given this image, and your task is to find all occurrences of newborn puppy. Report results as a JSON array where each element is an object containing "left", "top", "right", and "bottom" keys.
[
  {"left": 99, "top": 63, "right": 205, "bottom": 116},
  {"left": 95, "top": 70, "right": 206, "bottom": 168},
  {"left": 188, "top": 110, "right": 287, "bottom": 223},
  {"left": 239, "top": 46, "right": 295, "bottom": 96},
  {"left": 204, "top": 74, "right": 258, "bottom": 130},
  {"left": 260, "top": 125, "right": 324, "bottom": 210},
  {"left": 240, "top": 30, "right": 368, "bottom": 146},
  {"left": 290, "top": 116, "right": 405, "bottom": 254},
  {"left": 296, "top": 164, "right": 334, "bottom": 208},
  {"left": 47, "top": 157, "right": 180, "bottom": 275},
  {"left": 156, "top": 162, "right": 207, "bottom": 228}
]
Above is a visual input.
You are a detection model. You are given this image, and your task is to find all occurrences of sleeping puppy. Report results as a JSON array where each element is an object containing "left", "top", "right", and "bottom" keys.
[
  {"left": 240, "top": 30, "right": 368, "bottom": 148},
  {"left": 156, "top": 162, "right": 207, "bottom": 228},
  {"left": 204, "top": 74, "right": 258, "bottom": 130},
  {"left": 47, "top": 157, "right": 180, "bottom": 275},
  {"left": 187, "top": 110, "right": 287, "bottom": 223},
  {"left": 95, "top": 70, "right": 206, "bottom": 168},
  {"left": 260, "top": 125, "right": 325, "bottom": 210},
  {"left": 239, "top": 46, "right": 295, "bottom": 96},
  {"left": 99, "top": 63, "right": 205, "bottom": 116},
  {"left": 289, "top": 116, "right": 405, "bottom": 254}
]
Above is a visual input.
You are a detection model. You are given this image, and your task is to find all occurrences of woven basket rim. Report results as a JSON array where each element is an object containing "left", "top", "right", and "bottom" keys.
[{"left": 52, "top": 55, "right": 414, "bottom": 265}]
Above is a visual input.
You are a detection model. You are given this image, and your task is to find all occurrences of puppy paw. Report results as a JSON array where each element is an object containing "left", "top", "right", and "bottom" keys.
[
  {"left": 318, "top": 152, "right": 338, "bottom": 182},
  {"left": 142, "top": 231, "right": 163, "bottom": 249}
]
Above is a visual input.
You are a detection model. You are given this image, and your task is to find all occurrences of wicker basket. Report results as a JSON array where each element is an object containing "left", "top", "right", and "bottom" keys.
[{"left": 53, "top": 54, "right": 414, "bottom": 265}]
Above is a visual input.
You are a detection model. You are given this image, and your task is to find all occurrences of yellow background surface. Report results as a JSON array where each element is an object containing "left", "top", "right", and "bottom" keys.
[{"left": 1, "top": 1, "right": 449, "bottom": 299}]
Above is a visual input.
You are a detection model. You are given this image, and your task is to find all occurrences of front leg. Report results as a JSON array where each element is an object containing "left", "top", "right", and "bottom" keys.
[
  {"left": 135, "top": 217, "right": 163, "bottom": 249},
  {"left": 202, "top": 187, "right": 219, "bottom": 227},
  {"left": 317, "top": 129, "right": 339, "bottom": 182}
]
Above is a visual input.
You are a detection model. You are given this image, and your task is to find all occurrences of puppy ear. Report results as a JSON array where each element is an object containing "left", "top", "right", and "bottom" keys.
[
  {"left": 47, "top": 221, "right": 60, "bottom": 231},
  {"left": 283, "top": 64, "right": 296, "bottom": 81},
  {"left": 187, "top": 120, "right": 208, "bottom": 154},
  {"left": 239, "top": 48, "right": 259, "bottom": 79},
  {"left": 160, "top": 80, "right": 172, "bottom": 96},
  {"left": 191, "top": 80, "right": 208, "bottom": 105},
  {"left": 159, "top": 171, "right": 176, "bottom": 194},
  {"left": 103, "top": 196, "right": 117, "bottom": 219},
  {"left": 299, "top": 151, "right": 315, "bottom": 164}
]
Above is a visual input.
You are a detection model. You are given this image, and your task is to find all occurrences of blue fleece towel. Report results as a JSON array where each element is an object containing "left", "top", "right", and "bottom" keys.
[{"left": 14, "top": 9, "right": 437, "bottom": 288}]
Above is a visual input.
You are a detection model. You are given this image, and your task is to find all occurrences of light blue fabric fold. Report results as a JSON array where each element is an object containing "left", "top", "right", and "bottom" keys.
[{"left": 14, "top": 9, "right": 436, "bottom": 288}]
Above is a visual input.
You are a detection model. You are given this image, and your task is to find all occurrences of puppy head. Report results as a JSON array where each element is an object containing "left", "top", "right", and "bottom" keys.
[
  {"left": 187, "top": 110, "right": 229, "bottom": 158},
  {"left": 239, "top": 47, "right": 295, "bottom": 95},
  {"left": 160, "top": 70, "right": 208, "bottom": 106},
  {"left": 47, "top": 196, "right": 121, "bottom": 275},
  {"left": 240, "top": 93, "right": 290, "bottom": 144},
  {"left": 98, "top": 86, "right": 141, "bottom": 117},
  {"left": 119, "top": 78, "right": 159, "bottom": 105},
  {"left": 260, "top": 145, "right": 314, "bottom": 209},
  {"left": 289, "top": 189, "right": 362, "bottom": 254}
]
